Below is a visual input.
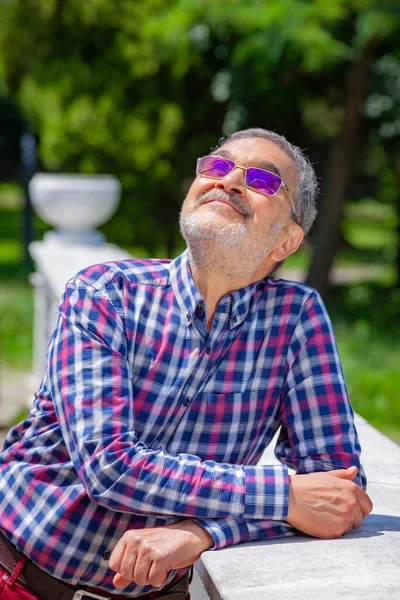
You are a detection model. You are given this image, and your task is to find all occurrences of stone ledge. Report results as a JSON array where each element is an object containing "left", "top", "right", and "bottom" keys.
[{"left": 197, "top": 416, "right": 400, "bottom": 599}]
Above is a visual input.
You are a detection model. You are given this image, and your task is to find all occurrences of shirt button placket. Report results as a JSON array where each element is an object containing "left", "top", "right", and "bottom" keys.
[{"left": 197, "top": 306, "right": 205, "bottom": 319}]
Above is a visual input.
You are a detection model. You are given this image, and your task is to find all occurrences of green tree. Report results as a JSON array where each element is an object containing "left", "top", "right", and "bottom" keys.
[
  {"left": 362, "top": 52, "right": 400, "bottom": 284},
  {"left": 0, "top": 0, "right": 399, "bottom": 290}
]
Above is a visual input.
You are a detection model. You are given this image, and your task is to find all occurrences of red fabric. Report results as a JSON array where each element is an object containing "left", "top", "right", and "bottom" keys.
[{"left": 0, "top": 559, "right": 43, "bottom": 600}]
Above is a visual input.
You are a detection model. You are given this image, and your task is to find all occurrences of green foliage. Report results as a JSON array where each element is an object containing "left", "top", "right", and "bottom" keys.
[
  {"left": 337, "top": 324, "right": 400, "bottom": 443},
  {"left": 327, "top": 284, "right": 400, "bottom": 442},
  {"left": 0, "top": 0, "right": 398, "bottom": 256},
  {"left": 0, "top": 0, "right": 399, "bottom": 439},
  {"left": 0, "top": 282, "right": 33, "bottom": 369}
]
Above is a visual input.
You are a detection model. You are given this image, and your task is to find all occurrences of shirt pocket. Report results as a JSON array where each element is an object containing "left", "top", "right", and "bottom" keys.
[{"left": 193, "top": 389, "right": 279, "bottom": 464}]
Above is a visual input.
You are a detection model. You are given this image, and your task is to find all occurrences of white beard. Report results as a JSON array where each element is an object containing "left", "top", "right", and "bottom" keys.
[{"left": 179, "top": 202, "right": 283, "bottom": 280}]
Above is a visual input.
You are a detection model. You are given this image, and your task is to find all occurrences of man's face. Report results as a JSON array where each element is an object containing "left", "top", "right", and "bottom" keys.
[{"left": 180, "top": 136, "right": 300, "bottom": 271}]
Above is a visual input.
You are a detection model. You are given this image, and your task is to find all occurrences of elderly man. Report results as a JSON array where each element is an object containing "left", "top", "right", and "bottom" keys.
[{"left": 0, "top": 128, "right": 372, "bottom": 600}]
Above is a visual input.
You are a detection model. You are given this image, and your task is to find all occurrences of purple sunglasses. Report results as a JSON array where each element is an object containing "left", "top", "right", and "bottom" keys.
[{"left": 196, "top": 155, "right": 297, "bottom": 220}]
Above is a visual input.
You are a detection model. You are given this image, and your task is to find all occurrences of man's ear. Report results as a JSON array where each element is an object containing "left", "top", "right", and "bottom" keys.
[{"left": 269, "top": 222, "right": 304, "bottom": 263}]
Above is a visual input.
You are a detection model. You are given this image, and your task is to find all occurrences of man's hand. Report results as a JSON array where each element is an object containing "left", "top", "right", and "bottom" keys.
[
  {"left": 287, "top": 466, "right": 373, "bottom": 539},
  {"left": 109, "top": 519, "right": 213, "bottom": 589}
]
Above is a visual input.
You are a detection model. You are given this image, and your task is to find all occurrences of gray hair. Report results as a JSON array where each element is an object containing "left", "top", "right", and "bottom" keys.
[{"left": 214, "top": 127, "right": 318, "bottom": 235}]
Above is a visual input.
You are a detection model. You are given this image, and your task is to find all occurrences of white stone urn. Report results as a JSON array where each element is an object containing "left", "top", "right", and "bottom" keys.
[{"left": 29, "top": 173, "right": 121, "bottom": 245}]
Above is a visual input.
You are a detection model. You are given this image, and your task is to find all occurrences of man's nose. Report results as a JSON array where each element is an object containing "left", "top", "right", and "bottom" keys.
[{"left": 214, "top": 166, "right": 247, "bottom": 196}]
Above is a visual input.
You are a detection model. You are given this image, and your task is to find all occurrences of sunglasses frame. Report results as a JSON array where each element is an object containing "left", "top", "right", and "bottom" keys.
[{"left": 196, "top": 155, "right": 298, "bottom": 222}]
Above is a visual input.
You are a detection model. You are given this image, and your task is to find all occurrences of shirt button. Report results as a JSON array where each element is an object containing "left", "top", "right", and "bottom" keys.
[
  {"left": 183, "top": 397, "right": 191, "bottom": 406},
  {"left": 102, "top": 550, "right": 111, "bottom": 560},
  {"left": 186, "top": 312, "right": 191, "bottom": 322},
  {"left": 196, "top": 306, "right": 205, "bottom": 318},
  {"left": 206, "top": 346, "right": 211, "bottom": 354},
  {"left": 232, "top": 315, "right": 237, "bottom": 323}
]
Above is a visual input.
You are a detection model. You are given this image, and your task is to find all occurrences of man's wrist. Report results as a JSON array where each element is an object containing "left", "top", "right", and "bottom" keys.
[{"left": 169, "top": 519, "right": 214, "bottom": 551}]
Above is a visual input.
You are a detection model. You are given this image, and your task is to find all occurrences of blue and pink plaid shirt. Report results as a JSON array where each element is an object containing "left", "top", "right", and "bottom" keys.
[{"left": 0, "top": 250, "right": 365, "bottom": 596}]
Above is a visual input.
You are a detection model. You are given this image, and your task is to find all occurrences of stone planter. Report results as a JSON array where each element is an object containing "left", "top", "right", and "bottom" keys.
[{"left": 29, "top": 173, "right": 121, "bottom": 245}]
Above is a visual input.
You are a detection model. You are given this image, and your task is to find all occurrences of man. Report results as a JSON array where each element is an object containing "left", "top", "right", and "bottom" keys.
[{"left": 0, "top": 128, "right": 372, "bottom": 600}]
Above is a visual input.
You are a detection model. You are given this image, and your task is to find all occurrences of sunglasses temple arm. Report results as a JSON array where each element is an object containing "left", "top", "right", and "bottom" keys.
[{"left": 283, "top": 183, "right": 297, "bottom": 220}]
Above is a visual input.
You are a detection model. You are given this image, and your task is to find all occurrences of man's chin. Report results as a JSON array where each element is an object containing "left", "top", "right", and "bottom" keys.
[
  {"left": 181, "top": 216, "right": 248, "bottom": 243},
  {"left": 184, "top": 208, "right": 247, "bottom": 228}
]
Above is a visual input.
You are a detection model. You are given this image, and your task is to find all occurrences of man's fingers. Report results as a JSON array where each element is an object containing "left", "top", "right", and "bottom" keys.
[
  {"left": 148, "top": 560, "right": 168, "bottom": 588},
  {"left": 329, "top": 467, "right": 373, "bottom": 518},
  {"left": 132, "top": 549, "right": 152, "bottom": 586},
  {"left": 329, "top": 466, "right": 358, "bottom": 480},
  {"left": 109, "top": 538, "right": 126, "bottom": 574},
  {"left": 113, "top": 564, "right": 165, "bottom": 589},
  {"left": 120, "top": 548, "right": 138, "bottom": 582},
  {"left": 113, "top": 572, "right": 133, "bottom": 589},
  {"left": 355, "top": 486, "right": 373, "bottom": 517},
  {"left": 351, "top": 505, "right": 364, "bottom": 531}
]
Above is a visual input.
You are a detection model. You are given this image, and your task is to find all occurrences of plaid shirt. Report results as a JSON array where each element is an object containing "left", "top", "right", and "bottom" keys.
[{"left": 0, "top": 250, "right": 365, "bottom": 596}]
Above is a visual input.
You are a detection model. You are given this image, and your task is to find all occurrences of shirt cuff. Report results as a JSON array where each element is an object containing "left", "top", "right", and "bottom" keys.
[
  {"left": 242, "top": 464, "right": 289, "bottom": 520},
  {"left": 193, "top": 517, "right": 294, "bottom": 550}
]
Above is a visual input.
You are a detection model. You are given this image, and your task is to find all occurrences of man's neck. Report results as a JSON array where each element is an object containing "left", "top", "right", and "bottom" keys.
[{"left": 188, "top": 250, "right": 273, "bottom": 331}]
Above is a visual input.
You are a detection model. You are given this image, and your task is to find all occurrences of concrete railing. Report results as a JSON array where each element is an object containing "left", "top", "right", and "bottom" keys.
[{"left": 197, "top": 414, "right": 400, "bottom": 599}]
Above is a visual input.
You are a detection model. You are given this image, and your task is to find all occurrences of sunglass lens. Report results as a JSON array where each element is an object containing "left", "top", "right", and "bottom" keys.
[
  {"left": 246, "top": 167, "right": 281, "bottom": 195},
  {"left": 197, "top": 156, "right": 234, "bottom": 178}
]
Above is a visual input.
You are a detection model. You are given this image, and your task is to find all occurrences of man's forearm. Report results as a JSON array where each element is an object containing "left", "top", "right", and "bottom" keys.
[
  {"left": 194, "top": 466, "right": 372, "bottom": 549},
  {"left": 109, "top": 466, "right": 373, "bottom": 588}
]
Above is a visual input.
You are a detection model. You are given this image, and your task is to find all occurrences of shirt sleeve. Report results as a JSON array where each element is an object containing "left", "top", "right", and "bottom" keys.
[
  {"left": 48, "top": 274, "right": 289, "bottom": 521},
  {"left": 275, "top": 290, "right": 366, "bottom": 490},
  {"left": 192, "top": 516, "right": 295, "bottom": 550}
]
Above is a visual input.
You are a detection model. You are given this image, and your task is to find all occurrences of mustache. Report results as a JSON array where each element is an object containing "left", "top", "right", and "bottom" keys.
[{"left": 195, "top": 189, "right": 254, "bottom": 218}]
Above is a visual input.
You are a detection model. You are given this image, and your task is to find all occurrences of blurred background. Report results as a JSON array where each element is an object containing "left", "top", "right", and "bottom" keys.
[{"left": 0, "top": 0, "right": 399, "bottom": 442}]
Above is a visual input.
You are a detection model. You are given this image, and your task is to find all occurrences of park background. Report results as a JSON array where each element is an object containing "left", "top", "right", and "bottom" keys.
[{"left": 0, "top": 0, "right": 399, "bottom": 443}]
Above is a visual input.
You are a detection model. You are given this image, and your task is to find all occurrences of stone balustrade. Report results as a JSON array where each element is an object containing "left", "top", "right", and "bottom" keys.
[{"left": 196, "top": 414, "right": 400, "bottom": 599}]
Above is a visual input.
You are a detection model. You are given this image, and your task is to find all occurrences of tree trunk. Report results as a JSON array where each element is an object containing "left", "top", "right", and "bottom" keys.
[{"left": 306, "top": 38, "right": 379, "bottom": 297}]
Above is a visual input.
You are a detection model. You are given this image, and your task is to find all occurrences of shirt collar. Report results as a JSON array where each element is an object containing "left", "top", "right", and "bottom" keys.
[
  {"left": 229, "top": 279, "right": 267, "bottom": 327},
  {"left": 170, "top": 250, "right": 204, "bottom": 326},
  {"left": 170, "top": 249, "right": 269, "bottom": 328}
]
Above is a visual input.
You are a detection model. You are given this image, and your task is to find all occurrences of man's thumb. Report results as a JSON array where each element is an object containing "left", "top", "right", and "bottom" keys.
[
  {"left": 113, "top": 573, "right": 133, "bottom": 588},
  {"left": 329, "top": 466, "right": 358, "bottom": 480}
]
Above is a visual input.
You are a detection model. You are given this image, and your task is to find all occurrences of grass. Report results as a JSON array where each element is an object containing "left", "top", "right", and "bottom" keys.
[
  {"left": 327, "top": 284, "right": 400, "bottom": 444},
  {"left": 0, "top": 281, "right": 33, "bottom": 369},
  {"left": 0, "top": 184, "right": 36, "bottom": 370},
  {"left": 336, "top": 325, "right": 400, "bottom": 444},
  {"left": 0, "top": 239, "right": 23, "bottom": 263}
]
